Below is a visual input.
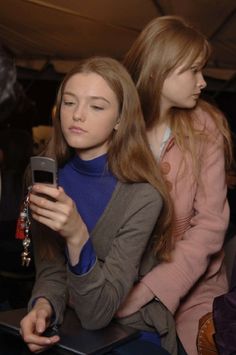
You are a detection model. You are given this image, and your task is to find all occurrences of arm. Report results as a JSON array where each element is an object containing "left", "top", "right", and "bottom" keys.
[
  {"left": 28, "top": 221, "right": 68, "bottom": 325},
  {"left": 67, "top": 184, "right": 163, "bottom": 329},
  {"left": 27, "top": 182, "right": 92, "bottom": 323},
  {"left": 19, "top": 188, "right": 70, "bottom": 353},
  {"left": 117, "top": 119, "right": 230, "bottom": 315}
]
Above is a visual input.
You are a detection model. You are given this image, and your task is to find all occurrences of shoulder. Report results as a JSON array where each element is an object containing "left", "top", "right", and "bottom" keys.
[
  {"left": 192, "top": 101, "right": 225, "bottom": 134},
  {"left": 115, "top": 182, "right": 163, "bottom": 214},
  {"left": 120, "top": 181, "right": 162, "bottom": 202}
]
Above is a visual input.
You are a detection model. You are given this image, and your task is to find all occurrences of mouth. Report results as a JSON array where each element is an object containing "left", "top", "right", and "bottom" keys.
[{"left": 69, "top": 126, "right": 87, "bottom": 133}]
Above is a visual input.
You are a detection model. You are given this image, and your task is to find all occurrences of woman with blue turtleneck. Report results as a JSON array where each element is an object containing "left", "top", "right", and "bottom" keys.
[{"left": 19, "top": 57, "right": 178, "bottom": 355}]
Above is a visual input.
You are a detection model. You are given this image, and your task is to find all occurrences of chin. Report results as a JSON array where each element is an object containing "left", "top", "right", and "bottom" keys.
[{"left": 185, "top": 101, "right": 198, "bottom": 109}]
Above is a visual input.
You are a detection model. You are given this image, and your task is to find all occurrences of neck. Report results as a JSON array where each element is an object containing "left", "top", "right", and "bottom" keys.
[
  {"left": 147, "top": 121, "right": 169, "bottom": 160},
  {"left": 159, "top": 103, "right": 170, "bottom": 125},
  {"left": 76, "top": 146, "right": 108, "bottom": 161}
]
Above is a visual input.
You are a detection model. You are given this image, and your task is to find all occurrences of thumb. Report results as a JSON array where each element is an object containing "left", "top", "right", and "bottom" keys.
[{"left": 35, "top": 309, "right": 49, "bottom": 334}]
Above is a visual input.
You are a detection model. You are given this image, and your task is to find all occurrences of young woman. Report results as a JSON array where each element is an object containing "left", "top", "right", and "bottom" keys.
[
  {"left": 116, "top": 15, "right": 233, "bottom": 355},
  {"left": 19, "top": 57, "right": 177, "bottom": 355}
]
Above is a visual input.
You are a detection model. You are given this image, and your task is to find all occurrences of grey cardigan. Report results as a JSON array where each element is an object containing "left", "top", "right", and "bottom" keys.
[{"left": 29, "top": 181, "right": 177, "bottom": 354}]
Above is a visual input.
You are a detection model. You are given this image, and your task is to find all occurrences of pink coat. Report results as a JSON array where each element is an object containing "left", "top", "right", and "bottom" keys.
[{"left": 142, "top": 107, "right": 229, "bottom": 354}]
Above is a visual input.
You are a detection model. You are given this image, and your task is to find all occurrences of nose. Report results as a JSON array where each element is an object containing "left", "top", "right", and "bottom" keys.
[
  {"left": 73, "top": 104, "right": 85, "bottom": 122},
  {"left": 197, "top": 72, "right": 207, "bottom": 90}
]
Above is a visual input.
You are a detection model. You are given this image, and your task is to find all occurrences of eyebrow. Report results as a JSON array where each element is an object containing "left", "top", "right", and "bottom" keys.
[
  {"left": 63, "top": 91, "right": 110, "bottom": 104},
  {"left": 191, "top": 61, "right": 202, "bottom": 66}
]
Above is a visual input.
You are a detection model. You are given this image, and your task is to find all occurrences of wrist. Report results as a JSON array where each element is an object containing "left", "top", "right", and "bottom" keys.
[
  {"left": 67, "top": 223, "right": 89, "bottom": 247},
  {"left": 67, "top": 225, "right": 89, "bottom": 266},
  {"left": 34, "top": 297, "right": 52, "bottom": 314},
  {"left": 139, "top": 281, "right": 155, "bottom": 304},
  {"left": 35, "top": 297, "right": 50, "bottom": 306}
]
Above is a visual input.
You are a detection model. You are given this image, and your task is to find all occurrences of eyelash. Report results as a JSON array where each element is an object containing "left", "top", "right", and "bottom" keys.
[
  {"left": 63, "top": 100, "right": 75, "bottom": 106},
  {"left": 91, "top": 105, "right": 104, "bottom": 110},
  {"left": 62, "top": 100, "right": 104, "bottom": 111}
]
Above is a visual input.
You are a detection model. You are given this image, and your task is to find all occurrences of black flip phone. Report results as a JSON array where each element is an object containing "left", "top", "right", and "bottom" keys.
[{"left": 30, "top": 156, "right": 58, "bottom": 186}]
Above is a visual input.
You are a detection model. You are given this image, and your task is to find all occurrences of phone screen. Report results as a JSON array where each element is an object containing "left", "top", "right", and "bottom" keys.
[{"left": 33, "top": 170, "right": 55, "bottom": 184}]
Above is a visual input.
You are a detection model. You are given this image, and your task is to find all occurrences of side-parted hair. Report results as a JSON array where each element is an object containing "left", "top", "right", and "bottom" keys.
[
  {"left": 124, "top": 15, "right": 233, "bottom": 177},
  {"left": 41, "top": 56, "right": 174, "bottom": 260}
]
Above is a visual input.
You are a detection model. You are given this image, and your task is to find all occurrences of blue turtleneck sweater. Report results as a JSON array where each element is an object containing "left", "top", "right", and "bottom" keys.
[{"left": 59, "top": 153, "right": 117, "bottom": 274}]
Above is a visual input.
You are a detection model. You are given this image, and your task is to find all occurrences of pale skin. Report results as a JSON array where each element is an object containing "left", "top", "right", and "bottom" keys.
[
  {"left": 116, "top": 56, "right": 207, "bottom": 318},
  {"left": 20, "top": 72, "right": 120, "bottom": 352}
]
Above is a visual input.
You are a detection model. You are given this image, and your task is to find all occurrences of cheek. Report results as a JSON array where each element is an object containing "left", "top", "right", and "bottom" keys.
[
  {"left": 99, "top": 111, "right": 119, "bottom": 130},
  {"left": 163, "top": 78, "right": 178, "bottom": 95},
  {"left": 60, "top": 106, "right": 68, "bottom": 118},
  {"left": 96, "top": 125, "right": 114, "bottom": 138},
  {"left": 60, "top": 107, "right": 70, "bottom": 123},
  {"left": 162, "top": 84, "right": 178, "bottom": 101},
  {"left": 60, "top": 114, "right": 68, "bottom": 135},
  {"left": 93, "top": 119, "right": 116, "bottom": 140}
]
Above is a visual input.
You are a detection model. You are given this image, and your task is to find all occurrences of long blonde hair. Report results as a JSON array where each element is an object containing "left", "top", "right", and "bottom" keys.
[
  {"left": 41, "top": 56, "right": 174, "bottom": 260},
  {"left": 124, "top": 16, "right": 233, "bottom": 177}
]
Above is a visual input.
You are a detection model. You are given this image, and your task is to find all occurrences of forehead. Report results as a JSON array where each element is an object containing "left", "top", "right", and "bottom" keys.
[
  {"left": 184, "top": 51, "right": 205, "bottom": 67},
  {"left": 173, "top": 53, "right": 205, "bottom": 74},
  {"left": 63, "top": 72, "right": 116, "bottom": 98}
]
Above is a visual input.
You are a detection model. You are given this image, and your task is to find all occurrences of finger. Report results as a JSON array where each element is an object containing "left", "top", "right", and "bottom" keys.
[
  {"left": 30, "top": 189, "right": 73, "bottom": 216},
  {"left": 30, "top": 197, "right": 72, "bottom": 218},
  {"left": 30, "top": 201, "right": 60, "bottom": 219},
  {"left": 28, "top": 342, "right": 49, "bottom": 353},
  {"left": 23, "top": 333, "right": 52, "bottom": 347},
  {"left": 31, "top": 208, "right": 70, "bottom": 231},
  {"left": 20, "top": 318, "right": 35, "bottom": 339},
  {"left": 29, "top": 334, "right": 60, "bottom": 352},
  {"left": 30, "top": 193, "right": 56, "bottom": 211},
  {"left": 32, "top": 184, "right": 67, "bottom": 203},
  {"left": 30, "top": 197, "right": 77, "bottom": 230},
  {"left": 35, "top": 314, "right": 48, "bottom": 335}
]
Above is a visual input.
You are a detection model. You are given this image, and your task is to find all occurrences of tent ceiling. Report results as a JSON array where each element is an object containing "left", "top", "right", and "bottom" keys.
[{"left": 0, "top": 0, "right": 236, "bottom": 82}]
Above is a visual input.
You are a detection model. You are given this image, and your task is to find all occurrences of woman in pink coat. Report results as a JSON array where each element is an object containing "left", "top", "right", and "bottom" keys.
[{"left": 117, "top": 16, "right": 233, "bottom": 354}]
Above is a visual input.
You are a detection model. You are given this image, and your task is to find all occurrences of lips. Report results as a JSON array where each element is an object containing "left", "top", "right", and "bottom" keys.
[{"left": 69, "top": 126, "right": 87, "bottom": 133}]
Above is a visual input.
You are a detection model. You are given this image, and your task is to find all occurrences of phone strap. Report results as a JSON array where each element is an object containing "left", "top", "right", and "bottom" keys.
[{"left": 16, "top": 187, "right": 32, "bottom": 267}]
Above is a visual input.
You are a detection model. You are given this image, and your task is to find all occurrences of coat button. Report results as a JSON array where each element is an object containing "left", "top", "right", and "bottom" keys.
[{"left": 160, "top": 161, "right": 171, "bottom": 175}]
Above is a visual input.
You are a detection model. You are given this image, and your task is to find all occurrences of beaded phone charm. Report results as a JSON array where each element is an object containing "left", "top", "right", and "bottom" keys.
[{"left": 16, "top": 187, "right": 32, "bottom": 267}]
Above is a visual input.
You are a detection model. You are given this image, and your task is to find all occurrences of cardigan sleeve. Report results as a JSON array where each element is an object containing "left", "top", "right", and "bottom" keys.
[
  {"left": 142, "top": 113, "right": 229, "bottom": 314},
  {"left": 67, "top": 185, "right": 162, "bottom": 329},
  {"left": 28, "top": 222, "right": 68, "bottom": 325},
  {"left": 67, "top": 238, "right": 96, "bottom": 274}
]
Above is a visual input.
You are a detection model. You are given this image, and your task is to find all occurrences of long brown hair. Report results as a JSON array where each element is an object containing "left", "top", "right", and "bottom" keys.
[
  {"left": 41, "top": 56, "right": 174, "bottom": 260},
  {"left": 124, "top": 16, "right": 233, "bottom": 177}
]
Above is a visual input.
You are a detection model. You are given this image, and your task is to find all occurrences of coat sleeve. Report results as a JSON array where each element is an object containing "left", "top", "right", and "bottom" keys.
[
  {"left": 142, "top": 115, "right": 230, "bottom": 314},
  {"left": 67, "top": 185, "right": 162, "bottom": 329},
  {"left": 28, "top": 222, "right": 68, "bottom": 325}
]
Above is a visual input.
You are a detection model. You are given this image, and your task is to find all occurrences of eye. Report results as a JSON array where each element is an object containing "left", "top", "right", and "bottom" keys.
[
  {"left": 91, "top": 105, "right": 104, "bottom": 110},
  {"left": 63, "top": 99, "right": 75, "bottom": 106},
  {"left": 191, "top": 66, "right": 199, "bottom": 73}
]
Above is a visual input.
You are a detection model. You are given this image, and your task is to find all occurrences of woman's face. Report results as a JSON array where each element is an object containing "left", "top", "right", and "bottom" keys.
[
  {"left": 160, "top": 55, "right": 207, "bottom": 113},
  {"left": 60, "top": 72, "right": 120, "bottom": 160}
]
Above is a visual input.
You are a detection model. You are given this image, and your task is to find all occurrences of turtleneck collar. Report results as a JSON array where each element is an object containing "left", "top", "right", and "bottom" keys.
[{"left": 70, "top": 153, "right": 111, "bottom": 176}]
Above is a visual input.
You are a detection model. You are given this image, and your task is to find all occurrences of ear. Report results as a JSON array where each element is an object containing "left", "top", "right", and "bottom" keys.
[{"left": 114, "top": 118, "right": 120, "bottom": 131}]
